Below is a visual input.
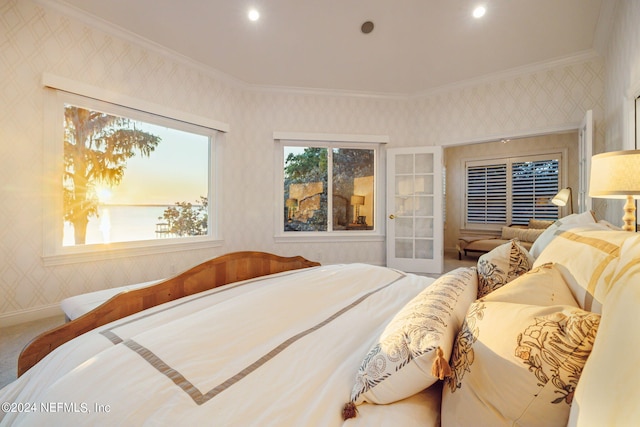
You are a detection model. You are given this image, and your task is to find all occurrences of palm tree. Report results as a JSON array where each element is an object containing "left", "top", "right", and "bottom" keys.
[{"left": 63, "top": 106, "right": 161, "bottom": 244}]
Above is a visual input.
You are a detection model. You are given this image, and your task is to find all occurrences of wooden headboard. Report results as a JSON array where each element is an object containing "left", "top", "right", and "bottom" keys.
[{"left": 18, "top": 251, "right": 320, "bottom": 377}]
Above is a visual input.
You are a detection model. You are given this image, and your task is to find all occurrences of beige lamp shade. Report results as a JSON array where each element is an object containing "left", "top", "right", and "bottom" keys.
[
  {"left": 350, "top": 195, "right": 365, "bottom": 206},
  {"left": 589, "top": 150, "right": 640, "bottom": 231},
  {"left": 552, "top": 188, "right": 570, "bottom": 206},
  {"left": 552, "top": 187, "right": 573, "bottom": 214},
  {"left": 589, "top": 150, "right": 640, "bottom": 198}
]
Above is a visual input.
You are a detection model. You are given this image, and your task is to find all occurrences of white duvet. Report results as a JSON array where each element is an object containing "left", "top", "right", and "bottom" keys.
[{"left": 0, "top": 264, "right": 441, "bottom": 426}]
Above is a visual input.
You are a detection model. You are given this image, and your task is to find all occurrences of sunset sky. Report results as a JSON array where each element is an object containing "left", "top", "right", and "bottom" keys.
[{"left": 97, "top": 121, "right": 210, "bottom": 206}]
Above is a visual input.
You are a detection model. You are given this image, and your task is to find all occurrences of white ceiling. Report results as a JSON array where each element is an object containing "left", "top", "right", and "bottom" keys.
[{"left": 56, "top": 0, "right": 605, "bottom": 95}]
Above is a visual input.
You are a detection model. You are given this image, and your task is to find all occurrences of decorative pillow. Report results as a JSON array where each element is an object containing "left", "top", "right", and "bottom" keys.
[
  {"left": 568, "top": 235, "right": 640, "bottom": 426},
  {"left": 533, "top": 226, "right": 634, "bottom": 313},
  {"left": 342, "top": 267, "right": 478, "bottom": 417},
  {"left": 529, "top": 211, "right": 597, "bottom": 258},
  {"left": 501, "top": 226, "right": 545, "bottom": 243},
  {"left": 481, "top": 263, "right": 578, "bottom": 307},
  {"left": 442, "top": 301, "right": 600, "bottom": 427},
  {"left": 597, "top": 219, "right": 622, "bottom": 230},
  {"left": 477, "top": 240, "right": 534, "bottom": 298},
  {"left": 528, "top": 218, "right": 555, "bottom": 229}
]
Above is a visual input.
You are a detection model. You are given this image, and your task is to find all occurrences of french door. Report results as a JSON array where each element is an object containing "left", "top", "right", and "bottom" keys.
[
  {"left": 386, "top": 146, "right": 443, "bottom": 274},
  {"left": 578, "top": 110, "right": 593, "bottom": 212}
]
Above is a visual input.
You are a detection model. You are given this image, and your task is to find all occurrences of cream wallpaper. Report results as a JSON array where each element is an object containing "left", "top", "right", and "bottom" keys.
[
  {"left": 0, "top": 0, "right": 628, "bottom": 323},
  {"left": 601, "top": 0, "right": 640, "bottom": 222}
]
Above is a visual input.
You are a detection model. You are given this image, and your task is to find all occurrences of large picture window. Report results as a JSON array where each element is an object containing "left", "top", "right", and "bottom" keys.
[
  {"left": 43, "top": 81, "right": 225, "bottom": 264},
  {"left": 465, "top": 153, "right": 562, "bottom": 229}
]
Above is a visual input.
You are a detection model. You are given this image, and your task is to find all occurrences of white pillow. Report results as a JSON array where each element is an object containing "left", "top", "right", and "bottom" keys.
[
  {"left": 533, "top": 226, "right": 634, "bottom": 313},
  {"left": 569, "top": 234, "right": 640, "bottom": 425},
  {"left": 345, "top": 267, "right": 478, "bottom": 410},
  {"left": 481, "top": 262, "right": 578, "bottom": 307},
  {"left": 443, "top": 300, "right": 600, "bottom": 427},
  {"left": 529, "top": 211, "right": 597, "bottom": 258},
  {"left": 477, "top": 240, "right": 534, "bottom": 298}
]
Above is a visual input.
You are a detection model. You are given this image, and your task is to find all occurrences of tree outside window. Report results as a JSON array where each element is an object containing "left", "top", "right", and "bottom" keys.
[
  {"left": 62, "top": 104, "right": 211, "bottom": 246},
  {"left": 283, "top": 146, "right": 375, "bottom": 232}
]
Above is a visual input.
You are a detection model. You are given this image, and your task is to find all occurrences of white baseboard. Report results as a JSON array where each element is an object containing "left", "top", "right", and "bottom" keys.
[{"left": 0, "top": 304, "right": 64, "bottom": 328}]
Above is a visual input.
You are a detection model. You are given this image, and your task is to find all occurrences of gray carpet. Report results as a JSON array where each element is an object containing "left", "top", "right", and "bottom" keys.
[{"left": 0, "top": 315, "right": 65, "bottom": 389}]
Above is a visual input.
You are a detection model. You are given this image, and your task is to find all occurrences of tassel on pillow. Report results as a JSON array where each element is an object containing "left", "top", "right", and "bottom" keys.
[
  {"left": 343, "top": 346, "right": 451, "bottom": 420},
  {"left": 431, "top": 346, "right": 452, "bottom": 380},
  {"left": 342, "top": 401, "right": 358, "bottom": 420}
]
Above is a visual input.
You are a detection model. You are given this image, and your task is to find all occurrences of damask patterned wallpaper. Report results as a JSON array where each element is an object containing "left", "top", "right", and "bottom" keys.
[
  {"left": 601, "top": 0, "right": 640, "bottom": 222},
  {"left": 0, "top": 0, "right": 625, "bottom": 323}
]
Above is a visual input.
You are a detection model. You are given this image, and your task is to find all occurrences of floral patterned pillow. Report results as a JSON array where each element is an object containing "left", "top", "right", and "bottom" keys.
[
  {"left": 442, "top": 300, "right": 600, "bottom": 427},
  {"left": 477, "top": 239, "right": 534, "bottom": 298},
  {"left": 342, "top": 267, "right": 478, "bottom": 418}
]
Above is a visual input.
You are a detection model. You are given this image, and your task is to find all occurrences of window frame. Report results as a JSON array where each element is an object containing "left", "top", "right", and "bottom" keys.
[
  {"left": 42, "top": 75, "right": 227, "bottom": 266},
  {"left": 462, "top": 150, "right": 567, "bottom": 231},
  {"left": 273, "top": 132, "right": 387, "bottom": 243}
]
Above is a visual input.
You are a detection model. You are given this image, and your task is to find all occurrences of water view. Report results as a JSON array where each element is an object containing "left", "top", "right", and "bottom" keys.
[{"left": 62, "top": 205, "right": 172, "bottom": 246}]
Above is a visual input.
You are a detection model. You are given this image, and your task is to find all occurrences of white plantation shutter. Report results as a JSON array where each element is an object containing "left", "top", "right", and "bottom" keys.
[
  {"left": 465, "top": 153, "right": 561, "bottom": 228},
  {"left": 466, "top": 163, "right": 507, "bottom": 224},
  {"left": 512, "top": 158, "right": 559, "bottom": 225}
]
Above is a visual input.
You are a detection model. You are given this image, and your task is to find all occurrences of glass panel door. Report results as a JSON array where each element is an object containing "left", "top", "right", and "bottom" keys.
[{"left": 387, "top": 147, "right": 442, "bottom": 273}]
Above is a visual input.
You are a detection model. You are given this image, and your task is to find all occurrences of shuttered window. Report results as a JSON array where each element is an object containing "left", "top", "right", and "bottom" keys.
[
  {"left": 466, "top": 164, "right": 507, "bottom": 224},
  {"left": 465, "top": 154, "right": 561, "bottom": 228},
  {"left": 512, "top": 159, "right": 559, "bottom": 224}
]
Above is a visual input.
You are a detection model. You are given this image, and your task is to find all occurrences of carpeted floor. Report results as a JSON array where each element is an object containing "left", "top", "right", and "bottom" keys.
[{"left": 0, "top": 315, "right": 65, "bottom": 389}]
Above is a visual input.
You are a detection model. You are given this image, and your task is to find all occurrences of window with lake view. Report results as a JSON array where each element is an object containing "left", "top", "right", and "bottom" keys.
[
  {"left": 62, "top": 105, "right": 210, "bottom": 246},
  {"left": 43, "top": 87, "right": 221, "bottom": 262}
]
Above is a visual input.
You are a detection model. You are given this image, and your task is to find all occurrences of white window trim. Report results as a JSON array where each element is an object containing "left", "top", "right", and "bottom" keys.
[
  {"left": 462, "top": 149, "right": 567, "bottom": 232},
  {"left": 42, "top": 75, "right": 228, "bottom": 266},
  {"left": 273, "top": 132, "right": 387, "bottom": 243}
]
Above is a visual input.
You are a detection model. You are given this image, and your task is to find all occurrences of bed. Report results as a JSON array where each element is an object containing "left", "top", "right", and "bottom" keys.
[
  {"left": 7, "top": 225, "right": 635, "bottom": 426},
  {"left": 1, "top": 251, "right": 450, "bottom": 426}
]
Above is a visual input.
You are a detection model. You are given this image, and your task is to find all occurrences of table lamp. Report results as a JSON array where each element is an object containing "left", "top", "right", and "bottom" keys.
[
  {"left": 589, "top": 150, "right": 640, "bottom": 232},
  {"left": 552, "top": 187, "right": 573, "bottom": 214}
]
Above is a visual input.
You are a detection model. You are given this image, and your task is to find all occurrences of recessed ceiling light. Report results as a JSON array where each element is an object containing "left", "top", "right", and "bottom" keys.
[
  {"left": 473, "top": 5, "right": 486, "bottom": 19},
  {"left": 248, "top": 9, "right": 260, "bottom": 21}
]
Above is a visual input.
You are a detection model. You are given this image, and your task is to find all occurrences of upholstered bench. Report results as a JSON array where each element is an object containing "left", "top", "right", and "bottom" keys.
[
  {"left": 457, "top": 235, "right": 533, "bottom": 259},
  {"left": 456, "top": 220, "right": 553, "bottom": 259}
]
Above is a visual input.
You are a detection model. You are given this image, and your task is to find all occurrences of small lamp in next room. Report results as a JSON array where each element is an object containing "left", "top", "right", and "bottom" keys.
[
  {"left": 552, "top": 187, "right": 573, "bottom": 215},
  {"left": 589, "top": 150, "right": 640, "bottom": 232},
  {"left": 351, "top": 195, "right": 365, "bottom": 223}
]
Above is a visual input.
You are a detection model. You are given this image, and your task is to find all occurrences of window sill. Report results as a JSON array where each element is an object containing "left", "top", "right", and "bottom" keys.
[
  {"left": 42, "top": 238, "right": 223, "bottom": 267},
  {"left": 274, "top": 232, "right": 384, "bottom": 244}
]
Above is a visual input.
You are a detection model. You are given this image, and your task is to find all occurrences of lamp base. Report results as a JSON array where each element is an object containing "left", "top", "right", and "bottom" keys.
[{"left": 622, "top": 195, "right": 636, "bottom": 232}]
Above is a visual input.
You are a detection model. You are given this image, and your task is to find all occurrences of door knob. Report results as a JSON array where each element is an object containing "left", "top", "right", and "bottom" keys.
[{"left": 389, "top": 214, "right": 395, "bottom": 219}]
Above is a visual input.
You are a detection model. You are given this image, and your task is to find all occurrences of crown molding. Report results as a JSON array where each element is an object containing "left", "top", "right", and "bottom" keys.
[
  {"left": 410, "top": 49, "right": 602, "bottom": 100},
  {"left": 36, "top": 0, "right": 604, "bottom": 102},
  {"left": 35, "top": 0, "right": 246, "bottom": 90}
]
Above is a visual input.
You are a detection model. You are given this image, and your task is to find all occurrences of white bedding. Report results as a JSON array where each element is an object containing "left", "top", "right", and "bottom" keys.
[
  {"left": 0, "top": 264, "right": 440, "bottom": 426},
  {"left": 60, "top": 279, "right": 163, "bottom": 320}
]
